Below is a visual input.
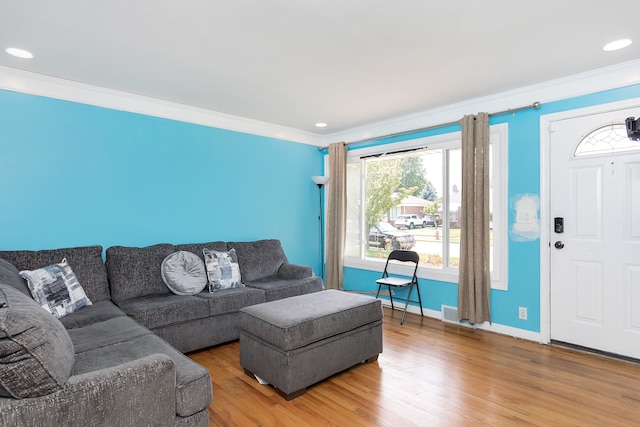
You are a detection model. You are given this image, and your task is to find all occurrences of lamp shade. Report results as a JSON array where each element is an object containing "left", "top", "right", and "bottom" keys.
[{"left": 311, "top": 175, "right": 330, "bottom": 186}]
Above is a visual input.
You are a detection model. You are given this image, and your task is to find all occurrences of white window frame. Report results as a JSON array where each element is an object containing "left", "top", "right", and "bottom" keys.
[{"left": 342, "top": 123, "right": 509, "bottom": 290}]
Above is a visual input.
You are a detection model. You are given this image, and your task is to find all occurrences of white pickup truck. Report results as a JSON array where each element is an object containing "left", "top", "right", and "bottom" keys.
[{"left": 393, "top": 214, "right": 436, "bottom": 229}]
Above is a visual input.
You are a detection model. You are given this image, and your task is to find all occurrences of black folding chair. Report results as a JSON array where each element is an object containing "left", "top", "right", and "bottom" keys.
[{"left": 375, "top": 250, "right": 424, "bottom": 325}]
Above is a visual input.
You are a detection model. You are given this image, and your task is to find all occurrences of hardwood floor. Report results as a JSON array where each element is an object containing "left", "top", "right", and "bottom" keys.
[{"left": 188, "top": 307, "right": 640, "bottom": 426}]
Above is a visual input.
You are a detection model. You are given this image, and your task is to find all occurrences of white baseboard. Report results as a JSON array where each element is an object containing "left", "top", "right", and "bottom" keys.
[{"left": 375, "top": 298, "right": 543, "bottom": 343}]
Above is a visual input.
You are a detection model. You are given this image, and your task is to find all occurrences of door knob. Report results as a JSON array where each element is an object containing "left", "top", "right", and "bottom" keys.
[{"left": 554, "top": 241, "right": 565, "bottom": 249}]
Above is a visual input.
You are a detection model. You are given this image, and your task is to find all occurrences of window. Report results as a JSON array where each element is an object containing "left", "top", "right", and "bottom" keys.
[
  {"left": 574, "top": 123, "right": 640, "bottom": 157},
  {"left": 344, "top": 124, "right": 508, "bottom": 289}
]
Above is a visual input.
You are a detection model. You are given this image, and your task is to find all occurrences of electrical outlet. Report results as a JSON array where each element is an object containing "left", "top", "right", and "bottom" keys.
[{"left": 518, "top": 307, "right": 528, "bottom": 320}]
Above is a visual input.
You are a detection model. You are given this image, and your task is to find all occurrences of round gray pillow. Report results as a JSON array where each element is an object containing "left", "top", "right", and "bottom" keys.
[{"left": 161, "top": 251, "right": 207, "bottom": 295}]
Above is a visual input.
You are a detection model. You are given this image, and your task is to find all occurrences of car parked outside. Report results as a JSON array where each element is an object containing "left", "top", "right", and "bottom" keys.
[
  {"left": 369, "top": 222, "right": 416, "bottom": 250},
  {"left": 394, "top": 214, "right": 431, "bottom": 229},
  {"left": 423, "top": 214, "right": 442, "bottom": 227}
]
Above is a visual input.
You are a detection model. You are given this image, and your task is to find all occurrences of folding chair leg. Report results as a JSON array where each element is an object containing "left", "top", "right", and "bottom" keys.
[
  {"left": 375, "top": 284, "right": 382, "bottom": 299},
  {"left": 415, "top": 282, "right": 424, "bottom": 317},
  {"left": 400, "top": 285, "right": 413, "bottom": 325},
  {"left": 387, "top": 285, "right": 395, "bottom": 310}
]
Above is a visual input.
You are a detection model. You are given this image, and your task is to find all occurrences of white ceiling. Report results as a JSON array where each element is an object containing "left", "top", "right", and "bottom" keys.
[{"left": 1, "top": 1, "right": 639, "bottom": 137}]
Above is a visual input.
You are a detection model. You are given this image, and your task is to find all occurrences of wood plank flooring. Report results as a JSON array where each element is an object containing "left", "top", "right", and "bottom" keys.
[{"left": 188, "top": 307, "right": 640, "bottom": 426}]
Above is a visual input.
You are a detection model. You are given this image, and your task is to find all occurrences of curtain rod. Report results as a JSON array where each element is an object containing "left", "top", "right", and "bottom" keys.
[{"left": 319, "top": 101, "right": 541, "bottom": 150}]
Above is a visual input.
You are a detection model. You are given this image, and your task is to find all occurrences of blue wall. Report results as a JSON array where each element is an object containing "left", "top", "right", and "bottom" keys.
[
  {"left": 0, "top": 89, "right": 324, "bottom": 272},
  {"left": 3, "top": 82, "right": 639, "bottom": 335},
  {"left": 342, "top": 83, "right": 640, "bottom": 333}
]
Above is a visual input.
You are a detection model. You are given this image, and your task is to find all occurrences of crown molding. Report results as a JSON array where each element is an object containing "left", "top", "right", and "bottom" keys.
[
  {"left": 318, "top": 59, "right": 640, "bottom": 147},
  {"left": 0, "top": 66, "right": 323, "bottom": 146},
  {"left": 2, "top": 59, "right": 639, "bottom": 149}
]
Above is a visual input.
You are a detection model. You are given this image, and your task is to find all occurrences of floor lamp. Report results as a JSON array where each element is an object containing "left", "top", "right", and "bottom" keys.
[{"left": 311, "top": 175, "right": 330, "bottom": 281}]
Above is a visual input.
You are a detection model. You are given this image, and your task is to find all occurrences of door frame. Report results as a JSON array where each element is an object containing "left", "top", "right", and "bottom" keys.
[{"left": 539, "top": 97, "right": 640, "bottom": 345}]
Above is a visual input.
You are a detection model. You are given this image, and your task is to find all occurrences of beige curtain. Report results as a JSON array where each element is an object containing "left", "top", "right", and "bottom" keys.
[
  {"left": 458, "top": 113, "right": 492, "bottom": 324},
  {"left": 325, "top": 142, "right": 347, "bottom": 290}
]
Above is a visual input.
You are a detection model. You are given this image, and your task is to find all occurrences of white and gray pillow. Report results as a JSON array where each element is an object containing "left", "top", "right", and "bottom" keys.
[
  {"left": 202, "top": 248, "right": 244, "bottom": 292},
  {"left": 19, "top": 258, "right": 92, "bottom": 319},
  {"left": 160, "top": 251, "right": 207, "bottom": 295}
]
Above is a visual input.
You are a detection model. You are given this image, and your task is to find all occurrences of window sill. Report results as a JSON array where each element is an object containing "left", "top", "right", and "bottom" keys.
[
  {"left": 344, "top": 257, "right": 458, "bottom": 284},
  {"left": 343, "top": 257, "right": 508, "bottom": 290}
]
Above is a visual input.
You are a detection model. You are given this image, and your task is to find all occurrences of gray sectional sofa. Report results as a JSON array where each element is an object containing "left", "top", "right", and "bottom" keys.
[{"left": 0, "top": 239, "right": 323, "bottom": 426}]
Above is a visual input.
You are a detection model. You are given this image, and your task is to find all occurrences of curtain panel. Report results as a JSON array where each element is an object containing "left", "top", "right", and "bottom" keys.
[
  {"left": 458, "top": 113, "right": 492, "bottom": 324},
  {"left": 325, "top": 142, "right": 347, "bottom": 290}
]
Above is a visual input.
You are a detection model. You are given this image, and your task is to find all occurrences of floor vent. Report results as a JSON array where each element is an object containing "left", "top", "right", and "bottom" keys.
[
  {"left": 441, "top": 305, "right": 459, "bottom": 323},
  {"left": 441, "top": 305, "right": 478, "bottom": 328}
]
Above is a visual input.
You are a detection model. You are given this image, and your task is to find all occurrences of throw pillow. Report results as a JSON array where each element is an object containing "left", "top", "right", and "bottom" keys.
[
  {"left": 202, "top": 248, "right": 244, "bottom": 292},
  {"left": 0, "top": 283, "right": 75, "bottom": 398},
  {"left": 19, "top": 258, "right": 92, "bottom": 319},
  {"left": 0, "top": 258, "right": 30, "bottom": 296},
  {"left": 161, "top": 251, "right": 207, "bottom": 295}
]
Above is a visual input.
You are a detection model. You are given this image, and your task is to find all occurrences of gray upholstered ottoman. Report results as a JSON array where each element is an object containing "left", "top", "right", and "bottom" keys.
[{"left": 239, "top": 289, "right": 383, "bottom": 400}]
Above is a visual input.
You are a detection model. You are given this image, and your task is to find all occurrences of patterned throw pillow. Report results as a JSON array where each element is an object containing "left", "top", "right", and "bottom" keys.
[
  {"left": 19, "top": 258, "right": 92, "bottom": 318},
  {"left": 202, "top": 248, "right": 244, "bottom": 292}
]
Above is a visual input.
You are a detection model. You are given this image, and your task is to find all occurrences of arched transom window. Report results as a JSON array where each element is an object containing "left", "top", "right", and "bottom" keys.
[{"left": 574, "top": 123, "right": 640, "bottom": 157}]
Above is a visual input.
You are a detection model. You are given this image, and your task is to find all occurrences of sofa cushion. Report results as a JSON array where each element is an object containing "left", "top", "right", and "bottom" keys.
[
  {"left": 116, "top": 294, "right": 210, "bottom": 330},
  {"left": 174, "top": 241, "right": 227, "bottom": 262},
  {"left": 106, "top": 244, "right": 176, "bottom": 303},
  {"left": 195, "top": 286, "right": 265, "bottom": 316},
  {"left": 0, "top": 258, "right": 30, "bottom": 296},
  {"left": 67, "top": 316, "right": 153, "bottom": 354},
  {"left": 246, "top": 276, "right": 323, "bottom": 302},
  {"left": 0, "top": 283, "right": 75, "bottom": 398},
  {"left": 59, "top": 300, "right": 127, "bottom": 330},
  {"left": 19, "top": 258, "right": 92, "bottom": 319},
  {"left": 73, "top": 333, "right": 212, "bottom": 418},
  {"left": 161, "top": 251, "right": 207, "bottom": 296},
  {"left": 203, "top": 248, "right": 244, "bottom": 291},
  {"left": 228, "top": 239, "right": 288, "bottom": 282},
  {"left": 0, "top": 246, "right": 111, "bottom": 303}
]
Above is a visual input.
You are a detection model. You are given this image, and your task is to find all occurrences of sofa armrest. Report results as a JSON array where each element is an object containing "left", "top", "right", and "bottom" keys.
[
  {"left": 278, "top": 263, "right": 313, "bottom": 280},
  {"left": 0, "top": 354, "right": 177, "bottom": 427}
]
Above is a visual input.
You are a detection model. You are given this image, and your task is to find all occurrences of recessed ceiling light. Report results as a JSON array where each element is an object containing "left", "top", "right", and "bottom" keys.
[
  {"left": 603, "top": 39, "right": 632, "bottom": 51},
  {"left": 315, "top": 123, "right": 328, "bottom": 128},
  {"left": 6, "top": 47, "right": 34, "bottom": 59}
]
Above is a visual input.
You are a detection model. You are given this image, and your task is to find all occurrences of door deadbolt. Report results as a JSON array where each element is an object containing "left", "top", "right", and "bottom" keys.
[
  {"left": 554, "top": 217, "right": 564, "bottom": 233},
  {"left": 554, "top": 241, "right": 565, "bottom": 249}
]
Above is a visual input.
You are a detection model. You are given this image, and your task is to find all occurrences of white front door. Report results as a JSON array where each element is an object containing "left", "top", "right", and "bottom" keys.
[{"left": 549, "top": 106, "right": 640, "bottom": 359}]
